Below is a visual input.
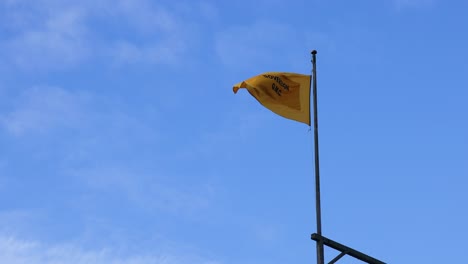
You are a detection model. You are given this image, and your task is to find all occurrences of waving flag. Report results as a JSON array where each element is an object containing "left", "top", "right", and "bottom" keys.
[{"left": 233, "top": 72, "right": 311, "bottom": 125}]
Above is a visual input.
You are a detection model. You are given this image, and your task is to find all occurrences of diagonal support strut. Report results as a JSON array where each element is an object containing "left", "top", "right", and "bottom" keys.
[
  {"left": 311, "top": 233, "right": 386, "bottom": 264},
  {"left": 328, "top": 252, "right": 346, "bottom": 264}
]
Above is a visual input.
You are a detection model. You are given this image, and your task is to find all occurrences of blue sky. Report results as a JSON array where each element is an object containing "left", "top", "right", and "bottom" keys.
[{"left": 0, "top": 0, "right": 467, "bottom": 263}]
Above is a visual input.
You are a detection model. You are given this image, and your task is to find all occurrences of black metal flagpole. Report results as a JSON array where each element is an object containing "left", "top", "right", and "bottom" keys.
[
  {"left": 311, "top": 50, "right": 325, "bottom": 264},
  {"left": 309, "top": 50, "right": 386, "bottom": 264}
]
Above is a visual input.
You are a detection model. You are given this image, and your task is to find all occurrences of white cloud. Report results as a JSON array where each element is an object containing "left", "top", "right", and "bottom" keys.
[
  {"left": 0, "top": 0, "right": 207, "bottom": 70},
  {"left": 0, "top": 235, "right": 221, "bottom": 264},
  {"left": 104, "top": 0, "right": 198, "bottom": 66},
  {"left": 0, "top": 85, "right": 159, "bottom": 143},
  {"left": 111, "top": 39, "right": 186, "bottom": 66},
  {"left": 0, "top": 86, "right": 87, "bottom": 136},
  {"left": 109, "top": 0, "right": 180, "bottom": 34},
  {"left": 1, "top": 4, "right": 89, "bottom": 70},
  {"left": 69, "top": 166, "right": 215, "bottom": 214}
]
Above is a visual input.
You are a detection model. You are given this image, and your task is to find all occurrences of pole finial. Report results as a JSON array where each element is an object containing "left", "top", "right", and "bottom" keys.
[{"left": 311, "top": 50, "right": 317, "bottom": 55}]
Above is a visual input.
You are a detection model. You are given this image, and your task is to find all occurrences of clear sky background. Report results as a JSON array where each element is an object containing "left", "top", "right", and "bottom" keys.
[{"left": 0, "top": 0, "right": 467, "bottom": 263}]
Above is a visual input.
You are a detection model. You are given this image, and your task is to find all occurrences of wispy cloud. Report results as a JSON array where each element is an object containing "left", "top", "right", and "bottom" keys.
[
  {"left": 111, "top": 39, "right": 186, "bottom": 66},
  {"left": 70, "top": 166, "right": 215, "bottom": 214},
  {"left": 0, "top": 235, "right": 222, "bottom": 264},
  {"left": 102, "top": 0, "right": 190, "bottom": 66},
  {"left": 0, "top": 86, "right": 87, "bottom": 136},
  {"left": 109, "top": 0, "right": 180, "bottom": 33},
  {"left": 0, "top": 3, "right": 89, "bottom": 70},
  {"left": 0, "top": 85, "right": 159, "bottom": 144},
  {"left": 0, "top": 0, "right": 210, "bottom": 70}
]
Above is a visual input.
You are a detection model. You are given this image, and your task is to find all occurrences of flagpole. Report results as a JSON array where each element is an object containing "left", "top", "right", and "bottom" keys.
[
  {"left": 308, "top": 51, "right": 386, "bottom": 264},
  {"left": 311, "top": 50, "right": 324, "bottom": 264}
]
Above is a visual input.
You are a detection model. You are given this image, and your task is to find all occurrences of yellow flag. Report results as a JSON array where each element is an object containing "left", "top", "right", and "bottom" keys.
[{"left": 233, "top": 72, "right": 311, "bottom": 125}]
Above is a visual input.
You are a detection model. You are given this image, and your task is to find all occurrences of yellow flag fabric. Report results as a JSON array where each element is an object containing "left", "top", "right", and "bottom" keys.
[{"left": 233, "top": 72, "right": 311, "bottom": 125}]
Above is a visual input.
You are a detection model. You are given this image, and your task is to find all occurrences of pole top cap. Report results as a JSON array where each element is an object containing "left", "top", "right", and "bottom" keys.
[{"left": 311, "top": 50, "right": 317, "bottom": 55}]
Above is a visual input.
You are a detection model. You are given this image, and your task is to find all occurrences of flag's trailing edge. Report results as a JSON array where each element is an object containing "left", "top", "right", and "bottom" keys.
[{"left": 233, "top": 72, "right": 311, "bottom": 125}]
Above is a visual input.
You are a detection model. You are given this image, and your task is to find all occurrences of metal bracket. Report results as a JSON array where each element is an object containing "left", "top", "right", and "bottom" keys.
[
  {"left": 311, "top": 233, "right": 386, "bottom": 264},
  {"left": 328, "top": 252, "right": 346, "bottom": 264}
]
